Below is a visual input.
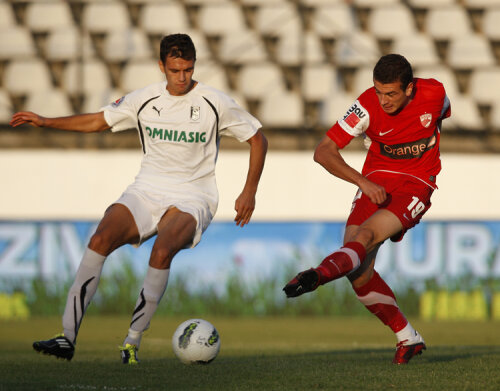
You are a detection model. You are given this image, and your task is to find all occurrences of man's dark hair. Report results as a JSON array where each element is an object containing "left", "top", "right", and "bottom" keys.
[
  {"left": 160, "top": 34, "right": 196, "bottom": 63},
  {"left": 373, "top": 54, "right": 413, "bottom": 90}
]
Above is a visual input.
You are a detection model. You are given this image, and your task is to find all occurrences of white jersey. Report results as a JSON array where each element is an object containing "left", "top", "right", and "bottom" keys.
[{"left": 101, "top": 81, "right": 261, "bottom": 214}]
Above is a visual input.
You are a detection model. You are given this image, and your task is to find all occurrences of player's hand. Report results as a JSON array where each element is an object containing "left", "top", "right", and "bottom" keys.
[
  {"left": 359, "top": 178, "right": 387, "bottom": 205},
  {"left": 234, "top": 190, "right": 256, "bottom": 227},
  {"left": 10, "top": 111, "right": 46, "bottom": 128}
]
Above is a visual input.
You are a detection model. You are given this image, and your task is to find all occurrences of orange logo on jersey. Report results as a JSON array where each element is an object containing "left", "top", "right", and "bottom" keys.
[
  {"left": 380, "top": 135, "right": 436, "bottom": 160},
  {"left": 420, "top": 113, "right": 432, "bottom": 128}
]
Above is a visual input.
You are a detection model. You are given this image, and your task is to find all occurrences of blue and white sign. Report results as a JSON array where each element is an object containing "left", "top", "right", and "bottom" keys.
[{"left": 1, "top": 221, "right": 499, "bottom": 294}]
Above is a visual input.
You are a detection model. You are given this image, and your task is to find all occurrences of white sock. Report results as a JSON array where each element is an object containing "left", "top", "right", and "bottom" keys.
[
  {"left": 123, "top": 266, "right": 170, "bottom": 349},
  {"left": 395, "top": 322, "right": 418, "bottom": 343},
  {"left": 62, "top": 248, "right": 106, "bottom": 344}
]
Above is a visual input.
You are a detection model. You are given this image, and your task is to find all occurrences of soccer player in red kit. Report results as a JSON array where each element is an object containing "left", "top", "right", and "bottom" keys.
[{"left": 284, "top": 54, "right": 451, "bottom": 364}]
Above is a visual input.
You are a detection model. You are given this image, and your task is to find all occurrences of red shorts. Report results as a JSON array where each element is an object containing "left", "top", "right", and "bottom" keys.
[{"left": 346, "top": 172, "right": 434, "bottom": 242}]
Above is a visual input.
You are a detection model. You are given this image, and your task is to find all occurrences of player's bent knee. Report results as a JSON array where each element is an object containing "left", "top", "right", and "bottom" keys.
[
  {"left": 149, "top": 248, "right": 175, "bottom": 269},
  {"left": 353, "top": 227, "right": 376, "bottom": 249},
  {"left": 88, "top": 232, "right": 116, "bottom": 256}
]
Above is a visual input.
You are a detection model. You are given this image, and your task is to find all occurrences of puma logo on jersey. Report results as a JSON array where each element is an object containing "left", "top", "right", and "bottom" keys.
[{"left": 152, "top": 106, "right": 162, "bottom": 116}]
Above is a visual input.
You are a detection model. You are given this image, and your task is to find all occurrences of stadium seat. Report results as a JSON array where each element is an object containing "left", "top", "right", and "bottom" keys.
[
  {"left": 407, "top": 0, "right": 455, "bottom": 8},
  {"left": 469, "top": 67, "right": 500, "bottom": 106},
  {"left": 218, "top": 31, "right": 268, "bottom": 64},
  {"left": 121, "top": 60, "right": 165, "bottom": 92},
  {"left": 184, "top": 29, "right": 212, "bottom": 62},
  {"left": 303, "top": 32, "right": 327, "bottom": 64},
  {"left": 197, "top": 3, "right": 247, "bottom": 37},
  {"left": 352, "top": 0, "right": 400, "bottom": 6},
  {"left": 241, "top": 0, "right": 288, "bottom": 4},
  {"left": 352, "top": 66, "right": 374, "bottom": 96},
  {"left": 183, "top": 0, "right": 232, "bottom": 4},
  {"left": 334, "top": 31, "right": 380, "bottom": 67},
  {"left": 274, "top": 33, "right": 302, "bottom": 66},
  {"left": 482, "top": 8, "right": 500, "bottom": 41},
  {"left": 311, "top": 4, "right": 357, "bottom": 39},
  {"left": 194, "top": 61, "right": 230, "bottom": 93},
  {"left": 103, "top": 29, "right": 153, "bottom": 63},
  {"left": 300, "top": 0, "right": 345, "bottom": 5},
  {"left": 0, "top": 26, "right": 36, "bottom": 60},
  {"left": 368, "top": 4, "right": 417, "bottom": 40},
  {"left": 443, "top": 95, "right": 484, "bottom": 131},
  {"left": 301, "top": 64, "right": 340, "bottom": 102},
  {"left": 447, "top": 34, "right": 495, "bottom": 70},
  {"left": 462, "top": 0, "right": 500, "bottom": 9},
  {"left": 24, "top": 89, "right": 74, "bottom": 118},
  {"left": 139, "top": 3, "right": 190, "bottom": 35},
  {"left": 425, "top": 5, "right": 472, "bottom": 41},
  {"left": 254, "top": 3, "right": 301, "bottom": 38},
  {"left": 490, "top": 101, "right": 500, "bottom": 132},
  {"left": 25, "top": 2, "right": 74, "bottom": 33},
  {"left": 4, "top": 59, "right": 53, "bottom": 96},
  {"left": 319, "top": 92, "right": 357, "bottom": 128},
  {"left": 82, "top": 2, "right": 131, "bottom": 34},
  {"left": 0, "top": 2, "right": 16, "bottom": 29},
  {"left": 237, "top": 62, "right": 286, "bottom": 100},
  {"left": 0, "top": 89, "right": 13, "bottom": 124},
  {"left": 259, "top": 90, "right": 304, "bottom": 128},
  {"left": 63, "top": 60, "right": 112, "bottom": 95},
  {"left": 46, "top": 27, "right": 96, "bottom": 62},
  {"left": 392, "top": 33, "right": 440, "bottom": 67}
]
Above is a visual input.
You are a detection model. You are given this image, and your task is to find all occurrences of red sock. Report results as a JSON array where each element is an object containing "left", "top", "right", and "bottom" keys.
[
  {"left": 316, "top": 242, "right": 366, "bottom": 284},
  {"left": 353, "top": 271, "right": 408, "bottom": 333}
]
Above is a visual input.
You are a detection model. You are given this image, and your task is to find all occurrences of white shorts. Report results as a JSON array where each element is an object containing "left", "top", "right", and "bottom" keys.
[{"left": 113, "top": 187, "right": 213, "bottom": 248}]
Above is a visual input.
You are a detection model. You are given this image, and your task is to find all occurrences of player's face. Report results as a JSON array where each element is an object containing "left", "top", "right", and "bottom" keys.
[
  {"left": 373, "top": 79, "right": 413, "bottom": 115},
  {"left": 159, "top": 56, "right": 195, "bottom": 96}
]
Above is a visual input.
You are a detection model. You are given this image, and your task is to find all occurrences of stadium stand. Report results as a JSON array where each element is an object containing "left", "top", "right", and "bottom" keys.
[
  {"left": 25, "top": 2, "right": 74, "bottom": 33},
  {"left": 45, "top": 28, "right": 96, "bottom": 62},
  {"left": 391, "top": 33, "right": 440, "bottom": 67},
  {"left": 0, "top": 0, "right": 499, "bottom": 152}
]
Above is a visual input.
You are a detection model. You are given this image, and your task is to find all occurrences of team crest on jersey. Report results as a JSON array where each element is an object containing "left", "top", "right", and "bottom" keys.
[
  {"left": 190, "top": 106, "right": 200, "bottom": 121},
  {"left": 420, "top": 113, "right": 432, "bottom": 128},
  {"left": 111, "top": 96, "right": 125, "bottom": 107}
]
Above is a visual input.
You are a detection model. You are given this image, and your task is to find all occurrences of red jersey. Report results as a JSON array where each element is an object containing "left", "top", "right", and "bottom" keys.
[{"left": 327, "top": 78, "right": 451, "bottom": 189}]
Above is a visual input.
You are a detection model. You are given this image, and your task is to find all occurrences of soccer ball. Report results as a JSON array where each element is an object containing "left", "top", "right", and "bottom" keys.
[{"left": 172, "top": 319, "right": 220, "bottom": 364}]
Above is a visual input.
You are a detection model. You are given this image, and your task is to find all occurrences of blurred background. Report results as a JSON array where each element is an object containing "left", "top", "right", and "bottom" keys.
[{"left": 0, "top": 0, "right": 499, "bottom": 323}]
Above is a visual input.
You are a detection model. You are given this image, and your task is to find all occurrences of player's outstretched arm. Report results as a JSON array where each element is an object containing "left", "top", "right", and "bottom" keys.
[
  {"left": 314, "top": 135, "right": 387, "bottom": 205},
  {"left": 234, "top": 129, "right": 268, "bottom": 227},
  {"left": 10, "top": 111, "right": 110, "bottom": 133}
]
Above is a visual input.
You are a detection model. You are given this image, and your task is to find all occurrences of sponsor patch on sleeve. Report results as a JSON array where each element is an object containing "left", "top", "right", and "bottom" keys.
[
  {"left": 111, "top": 96, "right": 125, "bottom": 107},
  {"left": 344, "top": 112, "right": 361, "bottom": 128},
  {"left": 339, "top": 100, "right": 368, "bottom": 136}
]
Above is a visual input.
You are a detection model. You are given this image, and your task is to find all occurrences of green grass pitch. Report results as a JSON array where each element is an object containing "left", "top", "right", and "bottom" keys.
[{"left": 1, "top": 316, "right": 500, "bottom": 391}]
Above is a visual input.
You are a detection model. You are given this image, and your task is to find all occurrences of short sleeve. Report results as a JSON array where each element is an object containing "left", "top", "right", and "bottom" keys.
[
  {"left": 326, "top": 123, "right": 355, "bottom": 148},
  {"left": 441, "top": 94, "right": 451, "bottom": 120},
  {"left": 217, "top": 94, "right": 262, "bottom": 142},
  {"left": 326, "top": 98, "right": 370, "bottom": 148},
  {"left": 100, "top": 94, "right": 138, "bottom": 133}
]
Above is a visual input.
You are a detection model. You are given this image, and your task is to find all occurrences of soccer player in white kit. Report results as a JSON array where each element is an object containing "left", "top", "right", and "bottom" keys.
[{"left": 10, "top": 34, "right": 268, "bottom": 364}]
